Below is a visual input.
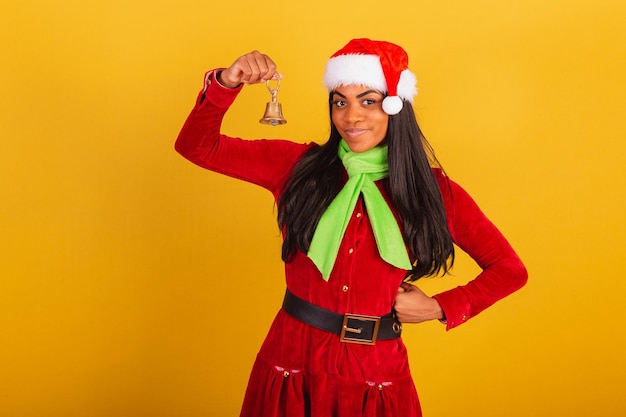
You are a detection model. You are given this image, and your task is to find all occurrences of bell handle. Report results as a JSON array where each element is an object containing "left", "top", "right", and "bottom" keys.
[{"left": 266, "top": 77, "right": 281, "bottom": 102}]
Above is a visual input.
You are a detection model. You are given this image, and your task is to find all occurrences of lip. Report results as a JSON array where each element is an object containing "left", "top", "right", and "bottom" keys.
[{"left": 343, "top": 128, "right": 367, "bottom": 139}]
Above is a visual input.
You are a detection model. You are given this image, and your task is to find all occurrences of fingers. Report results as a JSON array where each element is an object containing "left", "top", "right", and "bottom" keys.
[
  {"left": 239, "top": 50, "right": 277, "bottom": 82},
  {"left": 394, "top": 284, "right": 442, "bottom": 324},
  {"left": 223, "top": 50, "right": 279, "bottom": 87}
]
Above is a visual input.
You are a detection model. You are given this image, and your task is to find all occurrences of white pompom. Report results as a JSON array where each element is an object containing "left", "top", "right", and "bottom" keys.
[{"left": 382, "top": 96, "right": 403, "bottom": 115}]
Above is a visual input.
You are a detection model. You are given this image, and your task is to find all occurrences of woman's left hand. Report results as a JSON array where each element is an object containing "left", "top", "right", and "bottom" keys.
[{"left": 394, "top": 283, "right": 445, "bottom": 323}]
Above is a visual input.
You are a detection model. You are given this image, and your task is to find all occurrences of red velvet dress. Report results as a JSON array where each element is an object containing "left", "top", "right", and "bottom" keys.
[{"left": 175, "top": 71, "right": 528, "bottom": 417}]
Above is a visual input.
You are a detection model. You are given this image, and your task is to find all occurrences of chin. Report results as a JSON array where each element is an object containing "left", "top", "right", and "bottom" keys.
[{"left": 346, "top": 143, "right": 377, "bottom": 153}]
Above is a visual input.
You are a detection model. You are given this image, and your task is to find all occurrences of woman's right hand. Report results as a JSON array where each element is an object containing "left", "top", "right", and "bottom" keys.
[{"left": 218, "top": 50, "right": 280, "bottom": 88}]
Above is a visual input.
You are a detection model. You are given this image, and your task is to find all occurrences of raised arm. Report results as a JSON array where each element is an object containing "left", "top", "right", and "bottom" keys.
[{"left": 175, "top": 52, "right": 309, "bottom": 197}]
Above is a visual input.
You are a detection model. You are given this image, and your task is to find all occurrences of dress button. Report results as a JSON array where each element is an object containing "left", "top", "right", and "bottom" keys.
[
  {"left": 462, "top": 314, "right": 467, "bottom": 321},
  {"left": 356, "top": 212, "right": 362, "bottom": 218},
  {"left": 283, "top": 371, "right": 290, "bottom": 377},
  {"left": 342, "top": 285, "right": 349, "bottom": 292},
  {"left": 348, "top": 248, "right": 354, "bottom": 254},
  {"left": 377, "top": 384, "right": 384, "bottom": 391}
]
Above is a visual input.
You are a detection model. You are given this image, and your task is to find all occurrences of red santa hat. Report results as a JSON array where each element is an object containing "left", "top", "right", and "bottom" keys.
[{"left": 323, "top": 38, "right": 417, "bottom": 115}]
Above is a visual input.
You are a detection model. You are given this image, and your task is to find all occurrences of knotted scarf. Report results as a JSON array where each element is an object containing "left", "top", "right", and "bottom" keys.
[{"left": 307, "top": 140, "right": 412, "bottom": 281}]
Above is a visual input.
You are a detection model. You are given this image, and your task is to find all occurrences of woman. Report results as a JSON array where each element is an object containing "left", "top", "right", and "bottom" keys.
[{"left": 175, "top": 38, "right": 527, "bottom": 417}]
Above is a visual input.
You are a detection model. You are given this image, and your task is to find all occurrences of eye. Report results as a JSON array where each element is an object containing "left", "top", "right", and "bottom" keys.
[
  {"left": 332, "top": 100, "right": 347, "bottom": 107},
  {"left": 362, "top": 98, "right": 377, "bottom": 106}
]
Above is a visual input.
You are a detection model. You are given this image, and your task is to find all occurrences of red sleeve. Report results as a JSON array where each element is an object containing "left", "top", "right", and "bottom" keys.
[
  {"left": 432, "top": 170, "right": 528, "bottom": 330},
  {"left": 175, "top": 70, "right": 312, "bottom": 197}
]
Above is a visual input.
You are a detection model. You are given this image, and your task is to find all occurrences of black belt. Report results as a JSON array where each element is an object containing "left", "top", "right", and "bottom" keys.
[{"left": 281, "top": 289, "right": 402, "bottom": 345}]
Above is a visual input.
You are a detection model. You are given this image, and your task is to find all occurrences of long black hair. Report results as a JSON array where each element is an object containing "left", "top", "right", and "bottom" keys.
[{"left": 277, "top": 95, "right": 454, "bottom": 281}]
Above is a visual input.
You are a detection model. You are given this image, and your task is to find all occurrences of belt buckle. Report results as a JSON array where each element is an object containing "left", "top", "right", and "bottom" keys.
[{"left": 340, "top": 313, "right": 381, "bottom": 345}]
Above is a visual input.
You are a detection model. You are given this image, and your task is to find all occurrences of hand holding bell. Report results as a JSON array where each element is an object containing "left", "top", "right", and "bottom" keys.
[{"left": 216, "top": 50, "right": 286, "bottom": 125}]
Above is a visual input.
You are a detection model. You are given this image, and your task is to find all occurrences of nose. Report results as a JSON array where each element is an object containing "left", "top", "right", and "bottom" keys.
[{"left": 344, "top": 104, "right": 363, "bottom": 123}]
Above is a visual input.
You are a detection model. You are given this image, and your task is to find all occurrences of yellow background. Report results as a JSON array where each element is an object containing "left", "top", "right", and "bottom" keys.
[{"left": 1, "top": 0, "right": 625, "bottom": 416}]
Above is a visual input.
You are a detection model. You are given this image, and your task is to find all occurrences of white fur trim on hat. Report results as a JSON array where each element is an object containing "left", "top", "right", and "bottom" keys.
[
  {"left": 396, "top": 69, "right": 418, "bottom": 104},
  {"left": 323, "top": 54, "right": 387, "bottom": 93}
]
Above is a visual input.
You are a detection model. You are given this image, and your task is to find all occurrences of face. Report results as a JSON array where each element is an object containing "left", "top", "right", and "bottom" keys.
[{"left": 331, "top": 85, "right": 389, "bottom": 153}]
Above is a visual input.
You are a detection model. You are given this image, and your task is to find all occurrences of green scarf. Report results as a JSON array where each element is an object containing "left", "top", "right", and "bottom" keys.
[{"left": 307, "top": 140, "right": 412, "bottom": 281}]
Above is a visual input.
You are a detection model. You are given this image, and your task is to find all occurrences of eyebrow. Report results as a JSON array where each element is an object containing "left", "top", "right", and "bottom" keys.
[{"left": 331, "top": 89, "right": 382, "bottom": 99}]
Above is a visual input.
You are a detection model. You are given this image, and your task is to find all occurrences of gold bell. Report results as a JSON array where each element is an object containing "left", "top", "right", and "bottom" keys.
[{"left": 260, "top": 78, "right": 287, "bottom": 126}]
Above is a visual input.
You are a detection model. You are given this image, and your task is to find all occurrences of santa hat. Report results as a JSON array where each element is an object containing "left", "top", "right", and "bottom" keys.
[{"left": 323, "top": 38, "right": 417, "bottom": 115}]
